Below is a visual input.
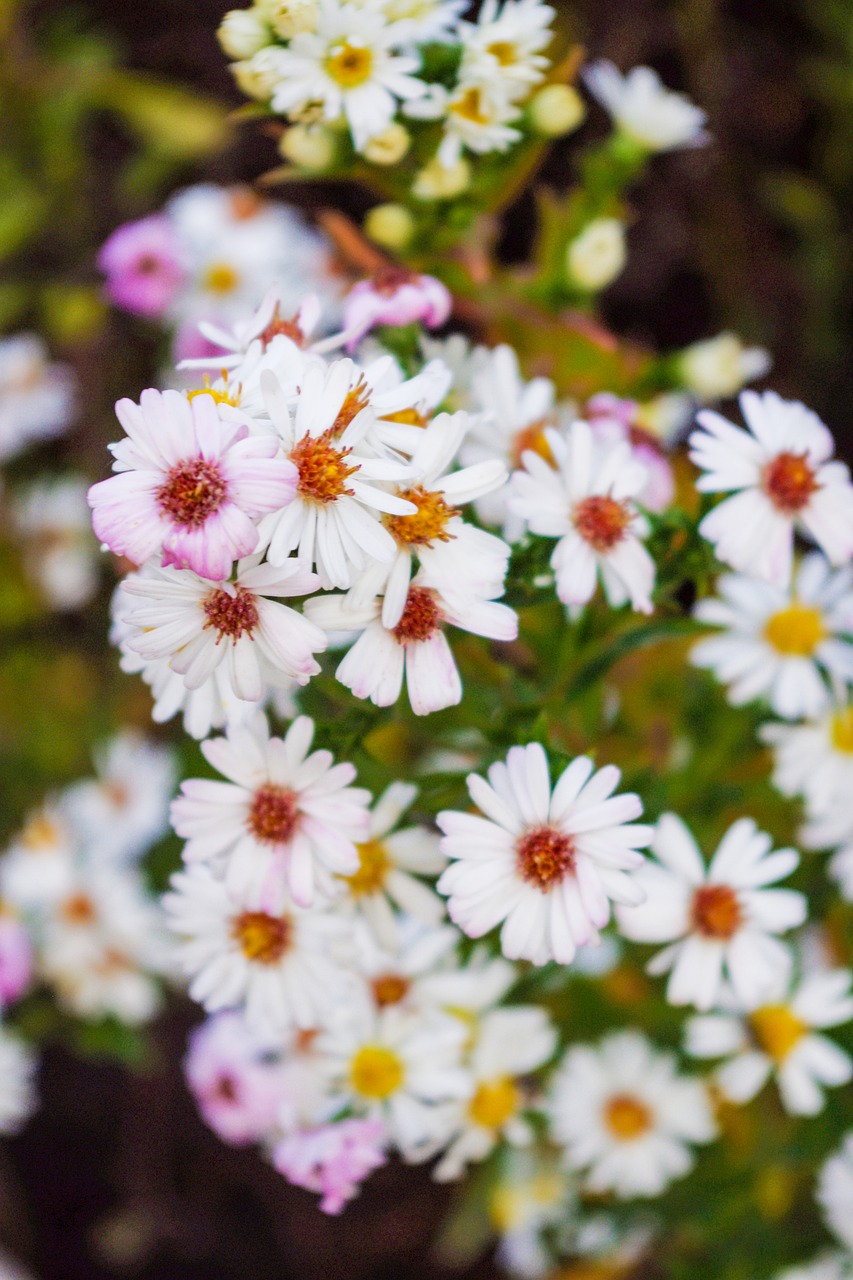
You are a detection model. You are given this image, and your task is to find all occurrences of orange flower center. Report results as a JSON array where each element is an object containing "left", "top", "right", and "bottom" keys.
[
  {"left": 60, "top": 893, "right": 97, "bottom": 925},
  {"left": 202, "top": 586, "right": 259, "bottom": 641},
  {"left": 291, "top": 430, "right": 357, "bottom": 504},
  {"left": 203, "top": 262, "right": 241, "bottom": 295},
  {"left": 371, "top": 972, "right": 411, "bottom": 1007},
  {"left": 573, "top": 495, "right": 631, "bottom": 552},
  {"left": 762, "top": 452, "right": 817, "bottom": 514},
  {"left": 384, "top": 486, "right": 459, "bottom": 546},
  {"left": 259, "top": 308, "right": 306, "bottom": 349},
  {"left": 512, "top": 419, "right": 555, "bottom": 468},
  {"left": 603, "top": 1093, "right": 652, "bottom": 1141},
  {"left": 468, "top": 1077, "right": 521, "bottom": 1129},
  {"left": 232, "top": 910, "right": 291, "bottom": 964},
  {"left": 157, "top": 457, "right": 228, "bottom": 527},
  {"left": 515, "top": 825, "right": 575, "bottom": 890},
  {"left": 392, "top": 586, "right": 443, "bottom": 645},
  {"left": 690, "top": 883, "right": 743, "bottom": 939},
  {"left": 452, "top": 86, "right": 489, "bottom": 124},
  {"left": 247, "top": 783, "right": 299, "bottom": 845}
]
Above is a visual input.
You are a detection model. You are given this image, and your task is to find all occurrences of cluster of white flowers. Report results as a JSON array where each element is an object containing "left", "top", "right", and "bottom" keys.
[
  {"left": 0, "top": 732, "right": 176, "bottom": 1138},
  {"left": 0, "top": 333, "right": 76, "bottom": 467}
]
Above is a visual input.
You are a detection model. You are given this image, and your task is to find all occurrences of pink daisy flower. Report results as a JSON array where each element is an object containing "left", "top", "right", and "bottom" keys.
[
  {"left": 98, "top": 215, "right": 186, "bottom": 319},
  {"left": 88, "top": 388, "right": 298, "bottom": 581}
]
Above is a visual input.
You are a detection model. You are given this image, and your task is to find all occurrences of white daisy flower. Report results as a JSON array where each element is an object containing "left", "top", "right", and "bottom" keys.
[
  {"left": 685, "top": 969, "right": 853, "bottom": 1116},
  {"left": 437, "top": 78, "right": 523, "bottom": 166},
  {"left": 119, "top": 555, "right": 327, "bottom": 706},
  {"left": 0, "top": 805, "right": 76, "bottom": 913},
  {"left": 164, "top": 863, "right": 355, "bottom": 1034},
  {"left": 689, "top": 390, "right": 853, "bottom": 586},
  {"left": 691, "top": 554, "right": 853, "bottom": 721},
  {"left": 336, "top": 782, "right": 446, "bottom": 946},
  {"left": 316, "top": 1003, "right": 471, "bottom": 1160},
  {"left": 436, "top": 742, "right": 651, "bottom": 966},
  {"left": 508, "top": 419, "right": 656, "bottom": 614},
  {"left": 380, "top": 0, "right": 467, "bottom": 43},
  {"left": 0, "top": 333, "right": 75, "bottom": 463},
  {"left": 305, "top": 570, "right": 518, "bottom": 715},
  {"left": 616, "top": 813, "right": 807, "bottom": 1011},
  {"left": 433, "top": 1005, "right": 557, "bottom": 1181},
  {"left": 373, "top": 411, "right": 510, "bottom": 627},
  {"left": 0, "top": 1026, "right": 37, "bottom": 1135},
  {"left": 819, "top": 1134, "right": 853, "bottom": 1253},
  {"left": 800, "top": 805, "right": 853, "bottom": 902},
  {"left": 38, "top": 866, "right": 168, "bottom": 1025},
  {"left": 352, "top": 919, "right": 460, "bottom": 1015},
  {"left": 257, "top": 362, "right": 418, "bottom": 589},
  {"left": 12, "top": 476, "right": 100, "bottom": 611},
  {"left": 267, "top": 0, "right": 428, "bottom": 151},
  {"left": 547, "top": 1030, "right": 716, "bottom": 1199},
  {"left": 62, "top": 731, "right": 176, "bottom": 865},
  {"left": 414, "top": 945, "right": 519, "bottom": 1026},
  {"left": 583, "top": 61, "right": 709, "bottom": 153},
  {"left": 761, "top": 703, "right": 853, "bottom": 817},
  {"left": 171, "top": 714, "right": 370, "bottom": 909},
  {"left": 457, "top": 0, "right": 555, "bottom": 100}
]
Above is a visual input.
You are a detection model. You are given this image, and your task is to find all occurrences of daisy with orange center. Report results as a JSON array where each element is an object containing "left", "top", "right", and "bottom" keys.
[
  {"left": 164, "top": 863, "right": 354, "bottom": 1034},
  {"left": 547, "top": 1030, "right": 716, "bottom": 1199},
  {"left": 509, "top": 418, "right": 656, "bottom": 614},
  {"left": 689, "top": 389, "right": 853, "bottom": 587},
  {"left": 171, "top": 714, "right": 371, "bottom": 909},
  {"left": 436, "top": 742, "right": 651, "bottom": 966},
  {"left": 617, "top": 813, "right": 806, "bottom": 1011},
  {"left": 692, "top": 553, "right": 853, "bottom": 721},
  {"left": 686, "top": 968, "right": 853, "bottom": 1116}
]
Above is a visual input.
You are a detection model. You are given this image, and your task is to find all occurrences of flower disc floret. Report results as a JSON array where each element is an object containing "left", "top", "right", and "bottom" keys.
[
  {"left": 603, "top": 1093, "right": 652, "bottom": 1141},
  {"left": 392, "top": 586, "right": 442, "bottom": 644},
  {"left": 385, "top": 487, "right": 459, "bottom": 546},
  {"left": 690, "top": 884, "right": 742, "bottom": 939},
  {"left": 515, "top": 826, "right": 575, "bottom": 889},
  {"left": 202, "top": 585, "right": 260, "bottom": 640},
  {"left": 763, "top": 451, "right": 818, "bottom": 513},
  {"left": 232, "top": 909, "right": 292, "bottom": 964},
  {"left": 573, "top": 494, "right": 630, "bottom": 552},
  {"left": 247, "top": 784, "right": 299, "bottom": 845},
  {"left": 292, "top": 430, "right": 357, "bottom": 503}
]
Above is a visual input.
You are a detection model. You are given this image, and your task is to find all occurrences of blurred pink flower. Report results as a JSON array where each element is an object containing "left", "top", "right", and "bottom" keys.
[
  {"left": 0, "top": 913, "right": 33, "bottom": 1009},
  {"left": 586, "top": 393, "right": 675, "bottom": 513},
  {"left": 98, "top": 216, "right": 186, "bottom": 319},
  {"left": 272, "top": 1118, "right": 387, "bottom": 1213},
  {"left": 343, "top": 269, "right": 451, "bottom": 349},
  {"left": 185, "top": 1012, "right": 286, "bottom": 1146}
]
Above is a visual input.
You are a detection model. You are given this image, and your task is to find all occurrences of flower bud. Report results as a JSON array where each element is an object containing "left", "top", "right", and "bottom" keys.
[
  {"left": 364, "top": 204, "right": 415, "bottom": 250},
  {"left": 362, "top": 123, "right": 411, "bottom": 166},
  {"left": 259, "top": 0, "right": 319, "bottom": 38},
  {"left": 679, "top": 332, "right": 771, "bottom": 400},
  {"left": 230, "top": 48, "right": 280, "bottom": 101},
  {"left": 565, "top": 217, "right": 627, "bottom": 292},
  {"left": 528, "top": 84, "right": 586, "bottom": 137},
  {"left": 279, "top": 124, "right": 338, "bottom": 171},
  {"left": 217, "top": 8, "right": 270, "bottom": 59},
  {"left": 412, "top": 156, "right": 471, "bottom": 201}
]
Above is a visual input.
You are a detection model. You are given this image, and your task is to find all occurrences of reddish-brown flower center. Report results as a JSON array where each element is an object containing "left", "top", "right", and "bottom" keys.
[
  {"left": 372, "top": 265, "right": 415, "bottom": 297},
  {"left": 202, "top": 586, "right": 259, "bottom": 641},
  {"left": 371, "top": 972, "right": 411, "bottom": 1007},
  {"left": 259, "top": 309, "right": 306, "bottom": 348},
  {"left": 512, "top": 419, "right": 555, "bottom": 468},
  {"left": 392, "top": 587, "right": 443, "bottom": 645},
  {"left": 157, "top": 457, "right": 228, "bottom": 528},
  {"left": 515, "top": 825, "right": 576, "bottom": 890},
  {"left": 384, "top": 486, "right": 459, "bottom": 546},
  {"left": 690, "top": 884, "right": 743, "bottom": 940},
  {"left": 762, "top": 452, "right": 817, "bottom": 514},
  {"left": 291, "top": 430, "right": 357, "bottom": 503},
  {"left": 573, "top": 495, "right": 631, "bottom": 552},
  {"left": 214, "top": 1074, "right": 239, "bottom": 1102},
  {"left": 136, "top": 253, "right": 163, "bottom": 276},
  {"left": 60, "top": 893, "right": 97, "bottom": 925},
  {"left": 232, "top": 910, "right": 291, "bottom": 964},
  {"left": 332, "top": 376, "right": 371, "bottom": 435},
  {"left": 247, "top": 783, "right": 300, "bottom": 845}
]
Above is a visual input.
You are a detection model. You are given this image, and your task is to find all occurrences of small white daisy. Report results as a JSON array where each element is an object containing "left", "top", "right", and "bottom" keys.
[
  {"left": 437, "top": 78, "right": 523, "bottom": 166},
  {"left": 0, "top": 806, "right": 77, "bottom": 913},
  {"left": 436, "top": 742, "right": 651, "bottom": 966},
  {"left": 433, "top": 1004, "right": 557, "bottom": 1181},
  {"left": 508, "top": 419, "right": 656, "bottom": 614},
  {"left": 616, "top": 813, "right": 807, "bottom": 1011},
  {"left": 119, "top": 555, "right": 327, "bottom": 705},
  {"left": 172, "top": 714, "right": 370, "bottom": 909},
  {"left": 336, "top": 782, "right": 446, "bottom": 946},
  {"left": 0, "top": 1026, "right": 37, "bottom": 1135},
  {"left": 689, "top": 390, "right": 853, "bottom": 586},
  {"left": 691, "top": 554, "right": 853, "bottom": 721},
  {"left": 164, "top": 863, "right": 355, "bottom": 1034},
  {"left": 547, "top": 1030, "right": 716, "bottom": 1199},
  {"left": 267, "top": 0, "right": 428, "bottom": 150},
  {"left": 685, "top": 969, "right": 853, "bottom": 1116},
  {"left": 761, "top": 703, "right": 853, "bottom": 817},
  {"left": 0, "top": 333, "right": 75, "bottom": 463},
  {"left": 352, "top": 919, "right": 460, "bottom": 1017},
  {"left": 583, "top": 61, "right": 709, "bottom": 153},
  {"left": 305, "top": 570, "right": 518, "bottom": 716},
  {"left": 819, "top": 1134, "right": 853, "bottom": 1253},
  {"left": 457, "top": 0, "right": 555, "bottom": 100},
  {"left": 13, "top": 476, "right": 100, "bottom": 612},
  {"left": 317, "top": 1003, "right": 472, "bottom": 1160}
]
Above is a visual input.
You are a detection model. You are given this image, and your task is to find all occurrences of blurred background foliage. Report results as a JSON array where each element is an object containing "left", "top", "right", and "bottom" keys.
[{"left": 1, "top": 0, "right": 853, "bottom": 1276}]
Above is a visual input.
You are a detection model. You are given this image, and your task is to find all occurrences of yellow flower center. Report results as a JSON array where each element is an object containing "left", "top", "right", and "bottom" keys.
[
  {"left": 451, "top": 86, "right": 489, "bottom": 124},
  {"left": 21, "top": 812, "right": 62, "bottom": 850},
  {"left": 384, "top": 486, "right": 458, "bottom": 547},
  {"left": 603, "top": 1092, "right": 652, "bottom": 1142},
  {"left": 343, "top": 838, "right": 390, "bottom": 895},
  {"left": 187, "top": 374, "right": 241, "bottom": 408},
  {"left": 382, "top": 407, "right": 429, "bottom": 428},
  {"left": 349, "top": 1044, "right": 405, "bottom": 1099},
  {"left": 203, "top": 262, "right": 241, "bottom": 295},
  {"left": 467, "top": 1077, "right": 521, "bottom": 1129},
  {"left": 750, "top": 1004, "right": 807, "bottom": 1063},
  {"left": 487, "top": 40, "right": 517, "bottom": 65},
  {"left": 291, "top": 430, "right": 357, "bottom": 504},
  {"left": 326, "top": 41, "right": 374, "bottom": 88},
  {"left": 232, "top": 910, "right": 291, "bottom": 964},
  {"left": 831, "top": 707, "right": 853, "bottom": 754},
  {"left": 512, "top": 419, "right": 555, "bottom": 468},
  {"left": 763, "top": 603, "right": 826, "bottom": 657}
]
